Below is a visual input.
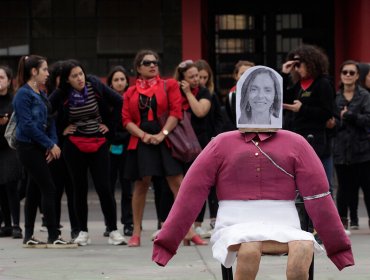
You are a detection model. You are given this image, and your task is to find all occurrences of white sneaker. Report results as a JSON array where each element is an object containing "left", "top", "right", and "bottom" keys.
[
  {"left": 344, "top": 229, "right": 351, "bottom": 236},
  {"left": 151, "top": 229, "right": 161, "bottom": 241},
  {"left": 73, "top": 231, "right": 91, "bottom": 246},
  {"left": 195, "top": 226, "right": 211, "bottom": 238},
  {"left": 108, "top": 230, "right": 127, "bottom": 245}
]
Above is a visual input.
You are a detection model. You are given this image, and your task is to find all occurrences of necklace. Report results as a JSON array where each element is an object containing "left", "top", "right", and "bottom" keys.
[{"left": 138, "top": 95, "right": 152, "bottom": 110}]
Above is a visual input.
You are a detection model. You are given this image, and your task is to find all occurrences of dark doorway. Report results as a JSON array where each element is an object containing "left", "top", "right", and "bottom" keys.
[{"left": 206, "top": 1, "right": 335, "bottom": 102}]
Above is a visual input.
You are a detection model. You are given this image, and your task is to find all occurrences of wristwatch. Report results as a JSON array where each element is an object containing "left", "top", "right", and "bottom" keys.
[{"left": 162, "top": 129, "right": 169, "bottom": 136}]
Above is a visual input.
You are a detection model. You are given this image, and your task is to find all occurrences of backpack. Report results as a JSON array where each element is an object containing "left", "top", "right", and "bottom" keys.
[{"left": 4, "top": 112, "right": 17, "bottom": 150}]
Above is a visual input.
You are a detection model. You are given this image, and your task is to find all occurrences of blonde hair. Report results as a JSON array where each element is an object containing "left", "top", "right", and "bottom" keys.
[{"left": 195, "top": 59, "right": 214, "bottom": 93}]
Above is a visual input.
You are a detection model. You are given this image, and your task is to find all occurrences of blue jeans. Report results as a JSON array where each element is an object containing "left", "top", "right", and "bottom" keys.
[{"left": 321, "top": 155, "right": 334, "bottom": 195}]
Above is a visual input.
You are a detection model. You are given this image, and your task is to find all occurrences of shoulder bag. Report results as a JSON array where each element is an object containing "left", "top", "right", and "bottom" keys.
[
  {"left": 158, "top": 81, "right": 202, "bottom": 163},
  {"left": 4, "top": 112, "right": 17, "bottom": 150}
]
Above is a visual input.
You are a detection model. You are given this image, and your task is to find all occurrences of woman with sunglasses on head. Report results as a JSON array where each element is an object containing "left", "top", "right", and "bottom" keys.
[
  {"left": 123, "top": 50, "right": 207, "bottom": 247},
  {"left": 104, "top": 65, "right": 133, "bottom": 237},
  {"left": 49, "top": 59, "right": 127, "bottom": 246},
  {"left": 13, "top": 55, "right": 74, "bottom": 248},
  {"left": 332, "top": 60, "right": 370, "bottom": 232}
]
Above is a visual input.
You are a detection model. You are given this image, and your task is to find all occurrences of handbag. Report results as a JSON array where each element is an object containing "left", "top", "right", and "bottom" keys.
[
  {"left": 69, "top": 135, "right": 106, "bottom": 153},
  {"left": 4, "top": 112, "right": 17, "bottom": 150},
  {"left": 158, "top": 110, "right": 202, "bottom": 163}
]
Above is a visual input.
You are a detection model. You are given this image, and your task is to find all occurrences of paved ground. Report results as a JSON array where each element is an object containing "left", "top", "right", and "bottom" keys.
[{"left": 0, "top": 188, "right": 369, "bottom": 280}]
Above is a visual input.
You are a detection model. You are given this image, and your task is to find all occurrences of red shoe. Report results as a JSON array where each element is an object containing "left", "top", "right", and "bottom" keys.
[
  {"left": 128, "top": 235, "right": 140, "bottom": 247},
  {"left": 183, "top": 234, "right": 208, "bottom": 246}
]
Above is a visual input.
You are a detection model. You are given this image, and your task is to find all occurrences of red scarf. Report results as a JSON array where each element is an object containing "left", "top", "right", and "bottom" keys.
[
  {"left": 182, "top": 86, "right": 200, "bottom": 111},
  {"left": 135, "top": 76, "right": 160, "bottom": 120},
  {"left": 136, "top": 76, "right": 160, "bottom": 98},
  {"left": 300, "top": 78, "right": 314, "bottom": 90}
]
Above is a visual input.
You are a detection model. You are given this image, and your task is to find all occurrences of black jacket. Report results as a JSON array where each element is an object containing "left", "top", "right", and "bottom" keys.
[
  {"left": 49, "top": 75, "right": 123, "bottom": 145},
  {"left": 333, "top": 85, "right": 370, "bottom": 164},
  {"left": 283, "top": 73, "right": 335, "bottom": 157}
]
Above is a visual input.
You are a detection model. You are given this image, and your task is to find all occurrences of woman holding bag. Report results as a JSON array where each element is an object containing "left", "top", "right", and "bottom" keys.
[{"left": 122, "top": 49, "right": 207, "bottom": 247}]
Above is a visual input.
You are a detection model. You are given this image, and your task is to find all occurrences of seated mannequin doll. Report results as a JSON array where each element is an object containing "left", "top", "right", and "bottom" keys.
[{"left": 152, "top": 66, "right": 354, "bottom": 280}]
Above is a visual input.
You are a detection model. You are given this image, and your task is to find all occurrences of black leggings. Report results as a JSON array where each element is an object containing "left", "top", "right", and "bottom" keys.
[
  {"left": 17, "top": 142, "right": 58, "bottom": 240},
  {"left": 0, "top": 180, "right": 20, "bottom": 226},
  {"left": 335, "top": 161, "right": 370, "bottom": 222},
  {"left": 49, "top": 156, "right": 78, "bottom": 234},
  {"left": 110, "top": 153, "right": 133, "bottom": 226},
  {"left": 63, "top": 139, "right": 117, "bottom": 232}
]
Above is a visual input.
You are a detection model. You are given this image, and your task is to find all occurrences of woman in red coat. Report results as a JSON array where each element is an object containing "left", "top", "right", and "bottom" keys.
[{"left": 122, "top": 49, "right": 206, "bottom": 247}]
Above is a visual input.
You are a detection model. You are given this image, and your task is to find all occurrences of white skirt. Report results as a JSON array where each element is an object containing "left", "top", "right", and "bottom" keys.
[{"left": 210, "top": 200, "right": 325, "bottom": 268}]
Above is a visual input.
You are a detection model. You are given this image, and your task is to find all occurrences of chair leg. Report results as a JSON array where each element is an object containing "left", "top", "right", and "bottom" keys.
[{"left": 221, "top": 264, "right": 233, "bottom": 280}]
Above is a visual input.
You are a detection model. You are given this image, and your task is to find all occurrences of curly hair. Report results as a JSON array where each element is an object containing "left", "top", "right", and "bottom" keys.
[{"left": 287, "top": 44, "right": 329, "bottom": 80}]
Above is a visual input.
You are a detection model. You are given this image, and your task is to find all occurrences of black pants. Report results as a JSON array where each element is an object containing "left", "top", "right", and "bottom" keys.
[
  {"left": 63, "top": 139, "right": 117, "bottom": 232},
  {"left": 335, "top": 161, "right": 370, "bottom": 222},
  {"left": 17, "top": 142, "right": 58, "bottom": 240},
  {"left": 49, "top": 155, "right": 78, "bottom": 234},
  {"left": 109, "top": 152, "right": 133, "bottom": 226},
  {"left": 0, "top": 180, "right": 20, "bottom": 226}
]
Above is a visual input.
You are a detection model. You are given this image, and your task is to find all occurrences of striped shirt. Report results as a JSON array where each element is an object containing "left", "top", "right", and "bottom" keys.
[{"left": 69, "top": 82, "right": 102, "bottom": 135}]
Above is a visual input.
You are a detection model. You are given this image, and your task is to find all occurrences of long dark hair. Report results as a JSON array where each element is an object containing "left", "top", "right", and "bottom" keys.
[
  {"left": 45, "top": 60, "right": 64, "bottom": 94},
  {"left": 106, "top": 65, "right": 130, "bottom": 92},
  {"left": 15, "top": 55, "right": 46, "bottom": 90},
  {"left": 0, "top": 65, "right": 14, "bottom": 94},
  {"left": 59, "top": 59, "right": 87, "bottom": 92}
]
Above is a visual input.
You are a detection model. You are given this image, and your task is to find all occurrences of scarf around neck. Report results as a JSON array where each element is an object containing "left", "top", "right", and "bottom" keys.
[
  {"left": 136, "top": 76, "right": 160, "bottom": 98},
  {"left": 69, "top": 86, "right": 88, "bottom": 107},
  {"left": 182, "top": 86, "right": 200, "bottom": 111}
]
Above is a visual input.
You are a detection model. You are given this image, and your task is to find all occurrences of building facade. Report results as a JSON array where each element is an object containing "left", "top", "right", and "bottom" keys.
[{"left": 1, "top": 0, "right": 369, "bottom": 97}]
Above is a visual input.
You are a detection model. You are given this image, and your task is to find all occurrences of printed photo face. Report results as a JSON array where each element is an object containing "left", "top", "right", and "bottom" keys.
[
  {"left": 236, "top": 65, "right": 283, "bottom": 130},
  {"left": 248, "top": 73, "right": 275, "bottom": 114}
]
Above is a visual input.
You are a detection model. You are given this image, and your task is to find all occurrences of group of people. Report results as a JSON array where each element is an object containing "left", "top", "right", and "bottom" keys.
[
  {"left": 0, "top": 49, "right": 230, "bottom": 248},
  {"left": 0, "top": 44, "right": 368, "bottom": 267}
]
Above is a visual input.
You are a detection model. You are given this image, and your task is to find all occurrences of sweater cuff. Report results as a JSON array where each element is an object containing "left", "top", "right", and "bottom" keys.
[
  {"left": 152, "top": 243, "right": 176, "bottom": 267},
  {"left": 329, "top": 249, "right": 355, "bottom": 271}
]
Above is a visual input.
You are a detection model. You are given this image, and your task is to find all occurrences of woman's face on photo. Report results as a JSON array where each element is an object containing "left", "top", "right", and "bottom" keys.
[
  {"left": 248, "top": 73, "right": 275, "bottom": 113},
  {"left": 183, "top": 66, "right": 199, "bottom": 88},
  {"left": 111, "top": 71, "right": 128, "bottom": 94},
  {"left": 198, "top": 69, "right": 209, "bottom": 87},
  {"left": 68, "top": 66, "right": 86, "bottom": 91},
  {"left": 137, "top": 54, "right": 159, "bottom": 79}
]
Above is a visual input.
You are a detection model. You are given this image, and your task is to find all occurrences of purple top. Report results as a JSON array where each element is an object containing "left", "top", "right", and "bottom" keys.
[{"left": 152, "top": 130, "right": 354, "bottom": 271}]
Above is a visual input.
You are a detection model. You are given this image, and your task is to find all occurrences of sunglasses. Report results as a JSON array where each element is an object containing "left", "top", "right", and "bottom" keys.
[
  {"left": 341, "top": 70, "right": 356, "bottom": 76},
  {"left": 178, "top": 59, "right": 194, "bottom": 68},
  {"left": 141, "top": 60, "right": 159, "bottom": 67},
  {"left": 294, "top": 61, "right": 302, "bottom": 68}
]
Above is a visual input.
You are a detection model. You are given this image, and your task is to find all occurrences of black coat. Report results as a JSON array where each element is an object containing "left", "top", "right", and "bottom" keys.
[
  {"left": 333, "top": 85, "right": 370, "bottom": 164},
  {"left": 282, "top": 73, "right": 335, "bottom": 157},
  {"left": 49, "top": 75, "right": 123, "bottom": 145}
]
